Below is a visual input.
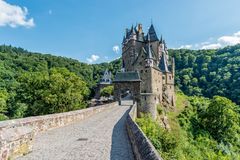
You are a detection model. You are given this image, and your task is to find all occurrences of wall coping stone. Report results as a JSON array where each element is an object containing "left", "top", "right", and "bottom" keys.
[
  {"left": 0, "top": 102, "right": 117, "bottom": 160},
  {"left": 126, "top": 103, "right": 163, "bottom": 160}
]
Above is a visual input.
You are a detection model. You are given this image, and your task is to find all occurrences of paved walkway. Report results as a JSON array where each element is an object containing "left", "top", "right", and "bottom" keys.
[{"left": 17, "top": 105, "right": 134, "bottom": 160}]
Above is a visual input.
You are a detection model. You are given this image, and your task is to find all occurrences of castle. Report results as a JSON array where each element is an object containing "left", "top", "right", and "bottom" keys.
[{"left": 113, "top": 23, "right": 175, "bottom": 119}]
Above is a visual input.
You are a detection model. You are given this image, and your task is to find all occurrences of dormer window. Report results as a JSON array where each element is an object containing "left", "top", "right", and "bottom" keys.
[{"left": 145, "top": 59, "right": 153, "bottom": 67}]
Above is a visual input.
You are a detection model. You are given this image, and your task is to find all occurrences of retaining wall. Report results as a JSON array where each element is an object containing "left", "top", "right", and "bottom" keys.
[
  {"left": 0, "top": 102, "right": 117, "bottom": 160},
  {"left": 126, "top": 103, "right": 163, "bottom": 160}
]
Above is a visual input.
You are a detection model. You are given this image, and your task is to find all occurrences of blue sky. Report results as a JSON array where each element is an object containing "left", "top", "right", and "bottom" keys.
[{"left": 0, "top": 0, "right": 240, "bottom": 63}]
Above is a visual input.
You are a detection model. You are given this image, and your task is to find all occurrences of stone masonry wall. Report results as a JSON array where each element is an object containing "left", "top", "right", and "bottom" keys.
[
  {"left": 126, "top": 103, "right": 162, "bottom": 160},
  {"left": 0, "top": 102, "right": 117, "bottom": 160}
]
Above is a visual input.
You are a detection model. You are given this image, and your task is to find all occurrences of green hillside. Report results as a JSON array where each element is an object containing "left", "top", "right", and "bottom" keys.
[
  {"left": 0, "top": 45, "right": 121, "bottom": 120},
  {"left": 1, "top": 44, "right": 240, "bottom": 118},
  {"left": 169, "top": 45, "right": 240, "bottom": 104},
  {"left": 137, "top": 92, "right": 240, "bottom": 160}
]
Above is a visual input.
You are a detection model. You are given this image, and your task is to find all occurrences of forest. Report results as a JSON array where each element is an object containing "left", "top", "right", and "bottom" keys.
[
  {"left": 0, "top": 44, "right": 239, "bottom": 159},
  {"left": 0, "top": 45, "right": 120, "bottom": 120}
]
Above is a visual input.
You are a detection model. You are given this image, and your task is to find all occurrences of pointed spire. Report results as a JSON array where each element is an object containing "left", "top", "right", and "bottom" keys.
[
  {"left": 146, "top": 33, "right": 153, "bottom": 59},
  {"left": 130, "top": 25, "right": 134, "bottom": 33},
  {"left": 160, "top": 35, "right": 163, "bottom": 43},
  {"left": 159, "top": 52, "right": 169, "bottom": 72},
  {"left": 163, "top": 39, "right": 168, "bottom": 50},
  {"left": 125, "top": 28, "right": 129, "bottom": 38},
  {"left": 132, "top": 27, "right": 136, "bottom": 34},
  {"left": 147, "top": 32, "right": 150, "bottom": 42},
  {"left": 122, "top": 35, "right": 126, "bottom": 44},
  {"left": 147, "top": 24, "right": 159, "bottom": 42}
]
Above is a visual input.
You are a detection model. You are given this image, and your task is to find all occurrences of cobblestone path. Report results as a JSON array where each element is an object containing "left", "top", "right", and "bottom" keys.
[{"left": 17, "top": 105, "right": 134, "bottom": 160}]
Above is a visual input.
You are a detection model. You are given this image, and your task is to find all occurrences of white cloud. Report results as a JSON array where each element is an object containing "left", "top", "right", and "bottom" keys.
[
  {"left": 0, "top": 0, "right": 35, "bottom": 28},
  {"left": 179, "top": 45, "right": 192, "bottom": 49},
  {"left": 179, "top": 30, "right": 240, "bottom": 50},
  {"left": 201, "top": 43, "right": 221, "bottom": 49},
  {"left": 218, "top": 35, "right": 240, "bottom": 46},
  {"left": 233, "top": 31, "right": 240, "bottom": 37},
  {"left": 113, "top": 45, "right": 120, "bottom": 54},
  {"left": 86, "top": 54, "right": 100, "bottom": 63}
]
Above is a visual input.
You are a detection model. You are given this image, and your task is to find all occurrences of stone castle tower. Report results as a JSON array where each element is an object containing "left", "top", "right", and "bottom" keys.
[{"left": 118, "top": 23, "right": 175, "bottom": 118}]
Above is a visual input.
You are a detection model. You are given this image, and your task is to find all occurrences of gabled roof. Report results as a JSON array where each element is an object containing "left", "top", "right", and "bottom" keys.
[
  {"left": 100, "top": 70, "right": 112, "bottom": 84},
  {"left": 113, "top": 72, "right": 141, "bottom": 82}
]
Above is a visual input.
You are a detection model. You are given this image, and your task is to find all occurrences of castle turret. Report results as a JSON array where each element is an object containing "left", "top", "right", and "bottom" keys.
[
  {"left": 129, "top": 25, "right": 137, "bottom": 40},
  {"left": 159, "top": 51, "right": 169, "bottom": 73},
  {"left": 145, "top": 34, "right": 154, "bottom": 67}
]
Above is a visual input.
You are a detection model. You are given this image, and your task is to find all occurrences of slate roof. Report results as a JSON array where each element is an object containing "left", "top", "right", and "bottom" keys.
[
  {"left": 100, "top": 70, "right": 112, "bottom": 84},
  {"left": 159, "top": 53, "right": 169, "bottom": 72},
  {"left": 113, "top": 72, "right": 141, "bottom": 82},
  {"left": 147, "top": 24, "right": 159, "bottom": 42},
  {"left": 146, "top": 33, "right": 153, "bottom": 59}
]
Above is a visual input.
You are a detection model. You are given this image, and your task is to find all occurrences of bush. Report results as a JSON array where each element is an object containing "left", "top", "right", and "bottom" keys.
[{"left": 100, "top": 86, "right": 113, "bottom": 97}]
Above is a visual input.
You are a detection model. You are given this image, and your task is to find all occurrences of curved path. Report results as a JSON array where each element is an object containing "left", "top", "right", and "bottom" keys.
[{"left": 17, "top": 105, "right": 134, "bottom": 160}]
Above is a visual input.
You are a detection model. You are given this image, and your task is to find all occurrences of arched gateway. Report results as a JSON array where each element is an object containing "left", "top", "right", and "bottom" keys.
[{"left": 113, "top": 72, "right": 141, "bottom": 105}]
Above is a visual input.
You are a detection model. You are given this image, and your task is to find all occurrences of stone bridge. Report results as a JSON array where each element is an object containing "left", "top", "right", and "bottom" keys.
[{"left": 0, "top": 101, "right": 161, "bottom": 160}]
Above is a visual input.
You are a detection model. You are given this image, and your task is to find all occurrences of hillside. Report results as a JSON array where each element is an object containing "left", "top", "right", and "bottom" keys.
[
  {"left": 136, "top": 92, "right": 240, "bottom": 159},
  {"left": 169, "top": 45, "right": 240, "bottom": 105},
  {"left": 1, "top": 44, "right": 240, "bottom": 119}
]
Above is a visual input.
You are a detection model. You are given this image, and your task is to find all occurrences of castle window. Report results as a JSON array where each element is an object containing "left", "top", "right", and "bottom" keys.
[
  {"left": 169, "top": 76, "right": 171, "bottom": 80},
  {"left": 155, "top": 97, "right": 156, "bottom": 100},
  {"left": 141, "top": 70, "right": 143, "bottom": 73},
  {"left": 163, "top": 76, "right": 165, "bottom": 80},
  {"left": 145, "top": 96, "right": 147, "bottom": 101},
  {"left": 145, "top": 70, "right": 147, "bottom": 73},
  {"left": 170, "top": 86, "right": 172, "bottom": 89}
]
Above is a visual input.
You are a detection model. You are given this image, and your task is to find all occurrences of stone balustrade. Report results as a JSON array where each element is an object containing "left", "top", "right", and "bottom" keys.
[
  {"left": 126, "top": 103, "right": 163, "bottom": 160},
  {"left": 0, "top": 102, "right": 117, "bottom": 160}
]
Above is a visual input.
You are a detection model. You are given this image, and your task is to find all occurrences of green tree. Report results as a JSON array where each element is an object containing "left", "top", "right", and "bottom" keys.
[
  {"left": 100, "top": 86, "right": 114, "bottom": 97},
  {"left": 201, "top": 96, "right": 240, "bottom": 144},
  {"left": 15, "top": 68, "right": 90, "bottom": 116},
  {"left": 0, "top": 90, "right": 9, "bottom": 120}
]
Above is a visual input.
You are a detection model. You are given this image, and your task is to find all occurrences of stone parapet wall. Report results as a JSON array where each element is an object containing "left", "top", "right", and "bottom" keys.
[
  {"left": 126, "top": 103, "right": 162, "bottom": 160},
  {"left": 0, "top": 102, "right": 117, "bottom": 160}
]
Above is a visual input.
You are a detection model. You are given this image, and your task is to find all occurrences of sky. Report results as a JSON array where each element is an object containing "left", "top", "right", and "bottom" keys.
[{"left": 0, "top": 0, "right": 240, "bottom": 63}]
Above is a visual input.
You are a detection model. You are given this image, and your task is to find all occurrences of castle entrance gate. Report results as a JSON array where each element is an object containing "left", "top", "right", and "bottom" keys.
[{"left": 113, "top": 72, "right": 141, "bottom": 106}]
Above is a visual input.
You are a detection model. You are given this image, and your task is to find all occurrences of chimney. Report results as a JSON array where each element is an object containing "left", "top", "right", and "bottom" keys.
[{"left": 138, "top": 24, "right": 143, "bottom": 33}]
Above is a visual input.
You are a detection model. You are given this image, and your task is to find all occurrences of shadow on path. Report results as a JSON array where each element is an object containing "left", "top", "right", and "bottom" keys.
[{"left": 110, "top": 107, "right": 134, "bottom": 160}]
